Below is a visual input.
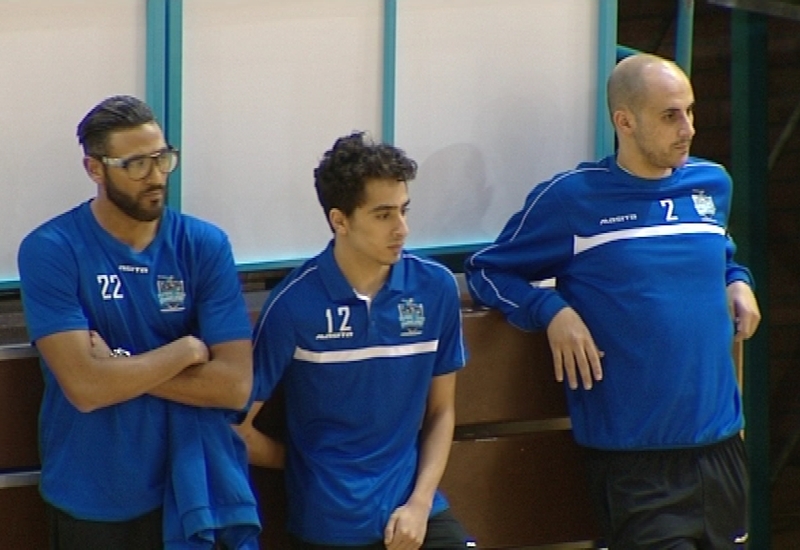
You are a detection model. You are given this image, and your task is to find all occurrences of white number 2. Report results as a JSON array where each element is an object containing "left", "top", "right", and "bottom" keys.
[{"left": 660, "top": 199, "right": 678, "bottom": 221}]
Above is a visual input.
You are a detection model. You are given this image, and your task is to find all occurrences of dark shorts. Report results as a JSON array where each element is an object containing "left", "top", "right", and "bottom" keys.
[
  {"left": 289, "top": 508, "right": 476, "bottom": 550},
  {"left": 47, "top": 503, "right": 163, "bottom": 550},
  {"left": 46, "top": 504, "right": 231, "bottom": 550},
  {"left": 586, "top": 434, "right": 749, "bottom": 550}
]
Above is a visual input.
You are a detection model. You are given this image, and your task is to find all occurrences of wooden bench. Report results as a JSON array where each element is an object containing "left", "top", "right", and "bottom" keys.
[{"left": 0, "top": 304, "right": 601, "bottom": 549}]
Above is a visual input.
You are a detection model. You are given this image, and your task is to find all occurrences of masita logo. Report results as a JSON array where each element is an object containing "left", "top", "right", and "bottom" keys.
[
  {"left": 599, "top": 213, "right": 637, "bottom": 225},
  {"left": 118, "top": 264, "right": 149, "bottom": 274}
]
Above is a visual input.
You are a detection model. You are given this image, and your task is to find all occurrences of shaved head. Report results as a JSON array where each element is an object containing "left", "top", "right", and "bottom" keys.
[
  {"left": 607, "top": 53, "right": 688, "bottom": 119},
  {"left": 607, "top": 53, "right": 696, "bottom": 178}
]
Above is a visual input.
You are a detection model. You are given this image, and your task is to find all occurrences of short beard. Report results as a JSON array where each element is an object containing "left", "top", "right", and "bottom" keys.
[{"left": 104, "top": 168, "right": 165, "bottom": 222}]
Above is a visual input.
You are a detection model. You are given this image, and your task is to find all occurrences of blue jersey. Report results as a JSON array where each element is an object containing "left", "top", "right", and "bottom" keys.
[
  {"left": 252, "top": 242, "right": 467, "bottom": 545},
  {"left": 466, "top": 156, "right": 751, "bottom": 451},
  {"left": 18, "top": 201, "right": 252, "bottom": 521}
]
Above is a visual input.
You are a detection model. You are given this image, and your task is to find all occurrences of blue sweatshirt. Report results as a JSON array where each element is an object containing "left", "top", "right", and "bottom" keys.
[{"left": 465, "top": 155, "right": 751, "bottom": 450}]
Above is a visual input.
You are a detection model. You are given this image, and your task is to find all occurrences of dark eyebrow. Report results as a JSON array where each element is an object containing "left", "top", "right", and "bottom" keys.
[
  {"left": 135, "top": 147, "right": 170, "bottom": 157},
  {"left": 367, "top": 204, "right": 399, "bottom": 214},
  {"left": 367, "top": 199, "right": 410, "bottom": 214},
  {"left": 112, "top": 146, "right": 171, "bottom": 163}
]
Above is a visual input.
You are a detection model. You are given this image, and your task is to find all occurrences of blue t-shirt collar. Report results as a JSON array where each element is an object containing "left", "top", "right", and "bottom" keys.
[{"left": 317, "top": 240, "right": 406, "bottom": 301}]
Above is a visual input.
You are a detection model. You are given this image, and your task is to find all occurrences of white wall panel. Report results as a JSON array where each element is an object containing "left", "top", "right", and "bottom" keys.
[
  {"left": 395, "top": 0, "right": 597, "bottom": 249},
  {"left": 0, "top": 0, "right": 146, "bottom": 281},
  {"left": 181, "top": 0, "right": 383, "bottom": 265}
]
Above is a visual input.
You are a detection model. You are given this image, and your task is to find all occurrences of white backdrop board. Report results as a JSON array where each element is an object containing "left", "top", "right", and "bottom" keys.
[
  {"left": 395, "top": 0, "right": 598, "bottom": 249},
  {"left": 181, "top": 0, "right": 598, "bottom": 266},
  {"left": 0, "top": 0, "right": 147, "bottom": 283},
  {"left": 3, "top": 0, "right": 602, "bottom": 280},
  {"left": 181, "top": 0, "right": 384, "bottom": 266}
]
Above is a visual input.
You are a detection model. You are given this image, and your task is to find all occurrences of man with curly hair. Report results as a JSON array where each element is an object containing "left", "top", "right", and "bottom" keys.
[{"left": 236, "top": 132, "right": 474, "bottom": 549}]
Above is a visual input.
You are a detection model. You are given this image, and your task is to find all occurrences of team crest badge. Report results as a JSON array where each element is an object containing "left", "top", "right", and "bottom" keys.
[
  {"left": 398, "top": 298, "right": 425, "bottom": 336},
  {"left": 691, "top": 190, "right": 716, "bottom": 218},
  {"left": 157, "top": 276, "right": 186, "bottom": 312}
]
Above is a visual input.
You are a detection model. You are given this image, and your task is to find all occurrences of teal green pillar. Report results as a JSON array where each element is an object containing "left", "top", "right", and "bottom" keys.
[
  {"left": 595, "top": 0, "right": 618, "bottom": 159},
  {"left": 146, "top": 0, "right": 182, "bottom": 210},
  {"left": 382, "top": 0, "right": 397, "bottom": 144},
  {"left": 730, "top": 10, "right": 770, "bottom": 548},
  {"left": 165, "top": 0, "right": 183, "bottom": 210},
  {"left": 146, "top": 0, "right": 167, "bottom": 119},
  {"left": 675, "top": 0, "right": 695, "bottom": 76}
]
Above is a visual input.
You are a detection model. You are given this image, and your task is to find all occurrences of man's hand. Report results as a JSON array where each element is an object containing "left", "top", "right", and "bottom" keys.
[
  {"left": 546, "top": 307, "right": 603, "bottom": 390},
  {"left": 384, "top": 499, "right": 429, "bottom": 550},
  {"left": 727, "top": 280, "right": 761, "bottom": 341}
]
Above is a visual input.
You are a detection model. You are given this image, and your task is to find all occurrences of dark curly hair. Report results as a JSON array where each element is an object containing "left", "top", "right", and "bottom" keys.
[
  {"left": 77, "top": 95, "right": 156, "bottom": 157},
  {"left": 314, "top": 132, "right": 417, "bottom": 226}
]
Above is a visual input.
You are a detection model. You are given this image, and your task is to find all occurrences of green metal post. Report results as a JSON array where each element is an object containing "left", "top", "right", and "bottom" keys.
[
  {"left": 675, "top": 0, "right": 695, "bottom": 76},
  {"left": 382, "top": 0, "right": 397, "bottom": 145},
  {"left": 730, "top": 9, "right": 771, "bottom": 548},
  {"left": 146, "top": 0, "right": 167, "bottom": 122},
  {"left": 165, "top": 0, "right": 183, "bottom": 210},
  {"left": 595, "top": 0, "right": 618, "bottom": 159}
]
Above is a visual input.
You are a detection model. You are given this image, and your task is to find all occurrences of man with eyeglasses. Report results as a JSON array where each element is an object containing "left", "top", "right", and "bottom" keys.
[{"left": 17, "top": 95, "right": 258, "bottom": 549}]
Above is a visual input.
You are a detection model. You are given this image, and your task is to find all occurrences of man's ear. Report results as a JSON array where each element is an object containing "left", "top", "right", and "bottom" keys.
[
  {"left": 612, "top": 108, "right": 635, "bottom": 136},
  {"left": 329, "top": 208, "right": 348, "bottom": 236},
  {"left": 83, "top": 156, "right": 105, "bottom": 186}
]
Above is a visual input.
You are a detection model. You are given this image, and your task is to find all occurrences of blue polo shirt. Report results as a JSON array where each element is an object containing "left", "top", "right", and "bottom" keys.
[{"left": 253, "top": 241, "right": 467, "bottom": 545}]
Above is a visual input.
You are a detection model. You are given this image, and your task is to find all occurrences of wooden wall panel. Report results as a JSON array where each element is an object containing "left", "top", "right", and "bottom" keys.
[
  {"left": 0, "top": 355, "right": 42, "bottom": 470},
  {"left": 0, "top": 484, "right": 48, "bottom": 549},
  {"left": 442, "top": 433, "right": 599, "bottom": 548},
  {"left": 457, "top": 308, "right": 568, "bottom": 425}
]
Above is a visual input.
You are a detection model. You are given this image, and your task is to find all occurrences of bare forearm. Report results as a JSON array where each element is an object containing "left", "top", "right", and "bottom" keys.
[
  {"left": 150, "top": 360, "right": 251, "bottom": 409},
  {"left": 234, "top": 425, "right": 286, "bottom": 469},
  {"left": 408, "top": 408, "right": 455, "bottom": 509},
  {"left": 232, "top": 401, "right": 286, "bottom": 468},
  {"left": 46, "top": 335, "right": 206, "bottom": 413},
  {"left": 148, "top": 339, "right": 252, "bottom": 409}
]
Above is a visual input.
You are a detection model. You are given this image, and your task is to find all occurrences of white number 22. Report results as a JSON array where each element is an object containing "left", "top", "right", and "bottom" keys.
[{"left": 97, "top": 274, "right": 124, "bottom": 300}]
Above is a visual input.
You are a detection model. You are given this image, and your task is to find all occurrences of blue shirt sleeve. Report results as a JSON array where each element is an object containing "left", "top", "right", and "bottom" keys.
[
  {"left": 251, "top": 286, "right": 295, "bottom": 402},
  {"left": 192, "top": 228, "right": 252, "bottom": 346},
  {"left": 18, "top": 226, "right": 88, "bottom": 342},
  {"left": 464, "top": 179, "right": 573, "bottom": 331},
  {"left": 724, "top": 235, "right": 754, "bottom": 288},
  {"left": 716, "top": 166, "right": 755, "bottom": 289},
  {"left": 433, "top": 268, "right": 467, "bottom": 376}
]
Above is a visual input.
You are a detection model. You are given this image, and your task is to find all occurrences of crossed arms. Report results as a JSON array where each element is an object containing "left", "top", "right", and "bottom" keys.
[{"left": 35, "top": 330, "right": 252, "bottom": 413}]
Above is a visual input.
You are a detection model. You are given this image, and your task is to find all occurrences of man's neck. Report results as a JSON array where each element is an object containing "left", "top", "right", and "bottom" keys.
[
  {"left": 90, "top": 198, "right": 159, "bottom": 252},
  {"left": 616, "top": 151, "right": 672, "bottom": 180},
  {"left": 333, "top": 244, "right": 390, "bottom": 299}
]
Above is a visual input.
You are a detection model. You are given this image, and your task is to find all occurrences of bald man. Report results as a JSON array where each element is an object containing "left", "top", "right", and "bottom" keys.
[{"left": 465, "top": 53, "right": 760, "bottom": 548}]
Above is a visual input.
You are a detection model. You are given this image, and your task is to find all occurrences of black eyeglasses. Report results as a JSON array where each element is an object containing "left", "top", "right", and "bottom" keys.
[{"left": 100, "top": 147, "right": 180, "bottom": 181}]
